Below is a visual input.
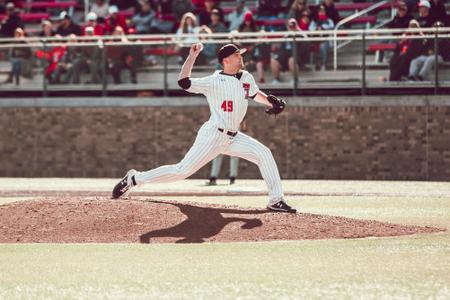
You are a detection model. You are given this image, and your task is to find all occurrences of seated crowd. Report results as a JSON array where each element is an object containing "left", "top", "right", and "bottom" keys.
[
  {"left": 0, "top": 0, "right": 448, "bottom": 86},
  {"left": 385, "top": 0, "right": 450, "bottom": 82}
]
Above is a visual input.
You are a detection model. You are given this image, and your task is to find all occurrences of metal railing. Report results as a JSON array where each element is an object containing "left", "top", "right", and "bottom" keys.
[
  {"left": 333, "top": 0, "right": 390, "bottom": 70},
  {"left": 0, "top": 28, "right": 449, "bottom": 96}
]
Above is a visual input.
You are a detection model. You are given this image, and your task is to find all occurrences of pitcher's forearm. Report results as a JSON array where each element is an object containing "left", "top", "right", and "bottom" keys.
[
  {"left": 179, "top": 54, "right": 197, "bottom": 79},
  {"left": 254, "top": 91, "right": 272, "bottom": 107}
]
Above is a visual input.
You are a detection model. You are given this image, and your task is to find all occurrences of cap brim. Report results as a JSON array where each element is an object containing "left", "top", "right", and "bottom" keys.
[{"left": 238, "top": 48, "right": 247, "bottom": 55}]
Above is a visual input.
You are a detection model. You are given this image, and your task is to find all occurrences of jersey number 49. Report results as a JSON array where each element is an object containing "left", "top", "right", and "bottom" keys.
[{"left": 221, "top": 100, "right": 233, "bottom": 112}]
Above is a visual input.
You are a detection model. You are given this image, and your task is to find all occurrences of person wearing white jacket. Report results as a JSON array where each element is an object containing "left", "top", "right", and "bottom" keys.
[{"left": 227, "top": 0, "right": 250, "bottom": 31}]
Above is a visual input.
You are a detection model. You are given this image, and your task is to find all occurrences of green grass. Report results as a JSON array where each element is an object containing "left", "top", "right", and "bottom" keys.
[
  {"left": 1, "top": 237, "right": 449, "bottom": 299},
  {"left": 1, "top": 180, "right": 450, "bottom": 299}
]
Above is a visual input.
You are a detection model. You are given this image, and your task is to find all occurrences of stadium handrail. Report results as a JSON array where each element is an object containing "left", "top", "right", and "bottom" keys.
[
  {"left": 333, "top": 0, "right": 391, "bottom": 70},
  {"left": 0, "top": 28, "right": 448, "bottom": 96},
  {"left": 0, "top": 27, "right": 448, "bottom": 48}
]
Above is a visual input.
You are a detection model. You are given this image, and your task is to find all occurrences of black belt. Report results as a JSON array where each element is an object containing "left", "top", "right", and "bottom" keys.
[{"left": 218, "top": 128, "right": 237, "bottom": 137}]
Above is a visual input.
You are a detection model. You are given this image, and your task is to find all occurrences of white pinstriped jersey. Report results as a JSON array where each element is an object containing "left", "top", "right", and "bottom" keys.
[{"left": 187, "top": 70, "right": 259, "bottom": 132}]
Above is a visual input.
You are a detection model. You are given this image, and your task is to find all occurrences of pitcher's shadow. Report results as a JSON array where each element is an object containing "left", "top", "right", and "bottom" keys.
[{"left": 139, "top": 200, "right": 269, "bottom": 243}]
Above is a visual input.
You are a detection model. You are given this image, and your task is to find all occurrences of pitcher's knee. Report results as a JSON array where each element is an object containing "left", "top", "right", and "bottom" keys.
[
  {"left": 254, "top": 144, "right": 274, "bottom": 163},
  {"left": 174, "top": 163, "right": 196, "bottom": 179}
]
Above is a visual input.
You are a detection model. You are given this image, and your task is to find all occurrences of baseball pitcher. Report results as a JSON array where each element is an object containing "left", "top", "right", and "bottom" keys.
[{"left": 112, "top": 43, "right": 296, "bottom": 213}]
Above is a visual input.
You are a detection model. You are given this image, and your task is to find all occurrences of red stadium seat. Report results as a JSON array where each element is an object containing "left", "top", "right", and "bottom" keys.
[
  {"left": 367, "top": 43, "right": 397, "bottom": 62},
  {"left": 368, "top": 43, "right": 397, "bottom": 52},
  {"left": 19, "top": 1, "right": 78, "bottom": 10},
  {"left": 0, "top": 12, "right": 49, "bottom": 22}
]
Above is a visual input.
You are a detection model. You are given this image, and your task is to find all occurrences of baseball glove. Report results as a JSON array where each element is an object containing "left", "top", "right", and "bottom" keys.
[{"left": 265, "top": 94, "right": 286, "bottom": 115}]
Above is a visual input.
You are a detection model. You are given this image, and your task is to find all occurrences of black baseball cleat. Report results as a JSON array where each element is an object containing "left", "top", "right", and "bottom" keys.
[
  {"left": 112, "top": 169, "right": 137, "bottom": 199},
  {"left": 267, "top": 199, "right": 297, "bottom": 213},
  {"left": 207, "top": 177, "right": 217, "bottom": 186}
]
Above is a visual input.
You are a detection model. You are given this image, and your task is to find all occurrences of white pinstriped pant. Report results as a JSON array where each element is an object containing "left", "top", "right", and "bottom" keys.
[{"left": 134, "top": 121, "right": 284, "bottom": 203}]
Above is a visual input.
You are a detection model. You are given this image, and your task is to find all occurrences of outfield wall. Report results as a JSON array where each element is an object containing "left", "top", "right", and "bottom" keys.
[{"left": 1, "top": 96, "right": 449, "bottom": 180}]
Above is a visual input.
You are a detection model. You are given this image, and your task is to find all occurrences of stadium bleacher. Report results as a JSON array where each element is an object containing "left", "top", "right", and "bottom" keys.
[{"left": 0, "top": 12, "right": 49, "bottom": 22}]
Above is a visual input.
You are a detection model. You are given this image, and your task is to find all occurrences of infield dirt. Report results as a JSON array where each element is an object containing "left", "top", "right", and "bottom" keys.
[{"left": 0, "top": 196, "right": 444, "bottom": 243}]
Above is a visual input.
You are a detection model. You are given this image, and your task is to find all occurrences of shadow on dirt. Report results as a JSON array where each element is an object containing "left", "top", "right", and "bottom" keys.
[{"left": 139, "top": 200, "right": 268, "bottom": 243}]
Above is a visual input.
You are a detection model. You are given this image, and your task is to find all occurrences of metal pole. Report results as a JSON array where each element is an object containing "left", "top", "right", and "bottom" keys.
[
  {"left": 101, "top": 41, "right": 107, "bottom": 97},
  {"left": 434, "top": 28, "right": 439, "bottom": 95},
  {"left": 333, "top": 31, "right": 337, "bottom": 70},
  {"left": 292, "top": 34, "right": 298, "bottom": 96},
  {"left": 362, "top": 30, "right": 366, "bottom": 95},
  {"left": 163, "top": 39, "right": 168, "bottom": 96},
  {"left": 84, "top": 0, "right": 89, "bottom": 22},
  {"left": 42, "top": 40, "right": 48, "bottom": 97}
]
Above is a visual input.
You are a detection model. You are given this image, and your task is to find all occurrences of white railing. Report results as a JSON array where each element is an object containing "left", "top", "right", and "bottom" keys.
[
  {"left": 0, "top": 27, "right": 449, "bottom": 49},
  {"left": 0, "top": 28, "right": 449, "bottom": 96},
  {"left": 333, "top": 0, "right": 390, "bottom": 70}
]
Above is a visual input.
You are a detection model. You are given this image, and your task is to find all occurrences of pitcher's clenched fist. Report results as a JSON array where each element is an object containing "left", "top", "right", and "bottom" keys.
[{"left": 190, "top": 43, "right": 204, "bottom": 56}]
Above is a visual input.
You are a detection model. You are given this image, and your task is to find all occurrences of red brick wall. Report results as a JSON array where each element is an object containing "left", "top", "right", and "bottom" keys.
[{"left": 1, "top": 104, "right": 449, "bottom": 180}]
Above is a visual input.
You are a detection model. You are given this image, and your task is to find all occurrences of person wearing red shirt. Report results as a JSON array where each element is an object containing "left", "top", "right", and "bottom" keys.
[
  {"left": 104, "top": 5, "right": 127, "bottom": 34},
  {"left": 83, "top": 12, "right": 105, "bottom": 36}
]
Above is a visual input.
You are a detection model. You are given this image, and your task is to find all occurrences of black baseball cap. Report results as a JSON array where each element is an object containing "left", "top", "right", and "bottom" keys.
[{"left": 218, "top": 44, "right": 247, "bottom": 64}]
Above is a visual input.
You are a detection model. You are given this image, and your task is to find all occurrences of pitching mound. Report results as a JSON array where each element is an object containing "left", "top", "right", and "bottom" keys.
[{"left": 0, "top": 198, "right": 444, "bottom": 243}]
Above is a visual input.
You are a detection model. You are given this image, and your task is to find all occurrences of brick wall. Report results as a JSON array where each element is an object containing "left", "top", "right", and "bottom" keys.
[{"left": 1, "top": 99, "right": 449, "bottom": 180}]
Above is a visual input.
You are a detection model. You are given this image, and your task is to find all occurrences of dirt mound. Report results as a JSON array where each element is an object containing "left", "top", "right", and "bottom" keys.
[{"left": 0, "top": 198, "right": 444, "bottom": 243}]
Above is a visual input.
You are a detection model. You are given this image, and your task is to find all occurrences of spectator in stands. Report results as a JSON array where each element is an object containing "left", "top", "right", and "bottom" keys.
[
  {"left": 192, "top": 0, "right": 205, "bottom": 10},
  {"left": 172, "top": 0, "right": 195, "bottom": 21},
  {"left": 0, "top": 0, "right": 6, "bottom": 15},
  {"left": 197, "top": 0, "right": 222, "bottom": 26},
  {"left": 270, "top": 18, "right": 310, "bottom": 84},
  {"left": 239, "top": 12, "right": 257, "bottom": 33},
  {"left": 389, "top": 20, "right": 428, "bottom": 81},
  {"left": 84, "top": 12, "right": 105, "bottom": 36},
  {"left": 309, "top": 5, "right": 334, "bottom": 71},
  {"left": 39, "top": 20, "right": 55, "bottom": 38},
  {"left": 56, "top": 11, "right": 82, "bottom": 36},
  {"left": 288, "top": 0, "right": 307, "bottom": 21},
  {"left": 408, "top": 21, "right": 449, "bottom": 80},
  {"left": 298, "top": 9, "right": 311, "bottom": 30},
  {"left": 227, "top": 0, "right": 250, "bottom": 31},
  {"left": 151, "top": 0, "right": 172, "bottom": 15},
  {"left": 150, "top": 12, "right": 175, "bottom": 33},
  {"left": 38, "top": 34, "right": 68, "bottom": 84},
  {"left": 387, "top": 2, "right": 414, "bottom": 30},
  {"left": 377, "top": 1, "right": 413, "bottom": 62},
  {"left": 238, "top": 12, "right": 271, "bottom": 83},
  {"left": 0, "top": 2, "right": 24, "bottom": 38},
  {"left": 4, "top": 28, "right": 32, "bottom": 85},
  {"left": 131, "top": 0, "right": 158, "bottom": 34},
  {"left": 321, "top": 0, "right": 340, "bottom": 26},
  {"left": 258, "top": 0, "right": 283, "bottom": 19},
  {"left": 403, "top": 0, "right": 419, "bottom": 13},
  {"left": 209, "top": 8, "right": 227, "bottom": 33},
  {"left": 417, "top": 0, "right": 434, "bottom": 28},
  {"left": 104, "top": 5, "right": 128, "bottom": 34},
  {"left": 53, "top": 34, "right": 86, "bottom": 84},
  {"left": 429, "top": 0, "right": 448, "bottom": 25},
  {"left": 90, "top": 0, "right": 109, "bottom": 23},
  {"left": 176, "top": 12, "right": 200, "bottom": 62},
  {"left": 84, "top": 26, "right": 103, "bottom": 84},
  {"left": 107, "top": 26, "right": 139, "bottom": 84}
]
